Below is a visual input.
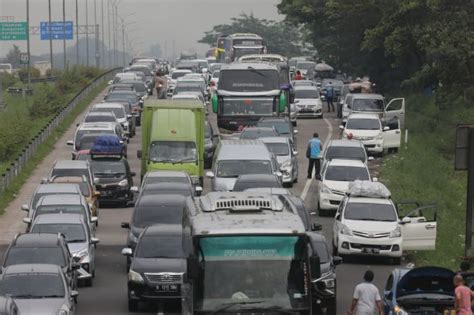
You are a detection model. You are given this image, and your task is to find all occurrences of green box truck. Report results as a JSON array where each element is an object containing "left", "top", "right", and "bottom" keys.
[{"left": 139, "top": 100, "right": 205, "bottom": 186}]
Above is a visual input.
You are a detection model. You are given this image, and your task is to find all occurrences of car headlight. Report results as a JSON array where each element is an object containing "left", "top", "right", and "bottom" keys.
[
  {"left": 58, "top": 307, "right": 69, "bottom": 315},
  {"left": 280, "top": 160, "right": 292, "bottom": 171},
  {"left": 118, "top": 179, "right": 128, "bottom": 187},
  {"left": 73, "top": 248, "right": 89, "bottom": 263},
  {"left": 320, "top": 183, "right": 332, "bottom": 194},
  {"left": 341, "top": 224, "right": 353, "bottom": 236},
  {"left": 129, "top": 231, "right": 139, "bottom": 244},
  {"left": 128, "top": 269, "right": 144, "bottom": 283},
  {"left": 323, "top": 278, "right": 335, "bottom": 288},
  {"left": 390, "top": 226, "right": 402, "bottom": 238},
  {"left": 394, "top": 305, "right": 408, "bottom": 315}
]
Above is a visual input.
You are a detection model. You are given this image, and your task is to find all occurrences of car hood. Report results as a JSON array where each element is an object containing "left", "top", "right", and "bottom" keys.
[
  {"left": 345, "top": 129, "right": 380, "bottom": 138},
  {"left": 15, "top": 298, "right": 65, "bottom": 315},
  {"left": 132, "top": 258, "right": 186, "bottom": 274},
  {"left": 213, "top": 177, "right": 237, "bottom": 191},
  {"left": 295, "top": 98, "right": 321, "bottom": 105},
  {"left": 276, "top": 155, "right": 291, "bottom": 165},
  {"left": 396, "top": 266, "right": 455, "bottom": 298},
  {"left": 67, "top": 242, "right": 88, "bottom": 255},
  {"left": 323, "top": 180, "right": 351, "bottom": 193},
  {"left": 343, "top": 219, "right": 397, "bottom": 233}
]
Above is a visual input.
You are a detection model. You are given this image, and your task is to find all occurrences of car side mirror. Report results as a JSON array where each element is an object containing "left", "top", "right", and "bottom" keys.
[
  {"left": 311, "top": 223, "right": 322, "bottom": 231},
  {"left": 293, "top": 129, "right": 299, "bottom": 135},
  {"left": 205, "top": 171, "right": 215, "bottom": 179},
  {"left": 21, "top": 204, "right": 29, "bottom": 211},
  {"left": 293, "top": 150, "right": 298, "bottom": 156},
  {"left": 66, "top": 140, "right": 74, "bottom": 146},
  {"left": 137, "top": 150, "right": 142, "bottom": 159},
  {"left": 93, "top": 178, "right": 99, "bottom": 185},
  {"left": 130, "top": 186, "right": 139, "bottom": 193},
  {"left": 309, "top": 255, "right": 321, "bottom": 278},
  {"left": 22, "top": 217, "right": 32, "bottom": 224},
  {"left": 91, "top": 217, "right": 98, "bottom": 223},
  {"left": 71, "top": 290, "right": 79, "bottom": 302},
  {"left": 121, "top": 248, "right": 133, "bottom": 256},
  {"left": 72, "top": 262, "right": 81, "bottom": 271},
  {"left": 187, "top": 255, "right": 199, "bottom": 280},
  {"left": 383, "top": 126, "right": 390, "bottom": 131},
  {"left": 108, "top": 80, "right": 113, "bottom": 85},
  {"left": 333, "top": 256, "right": 343, "bottom": 266},
  {"left": 372, "top": 177, "right": 378, "bottom": 182},
  {"left": 368, "top": 156, "right": 375, "bottom": 161},
  {"left": 121, "top": 222, "right": 130, "bottom": 229},
  {"left": 130, "top": 172, "right": 136, "bottom": 177},
  {"left": 274, "top": 171, "right": 283, "bottom": 178},
  {"left": 385, "top": 291, "right": 393, "bottom": 300},
  {"left": 40, "top": 177, "right": 48, "bottom": 184},
  {"left": 91, "top": 237, "right": 100, "bottom": 245},
  {"left": 339, "top": 125, "right": 345, "bottom": 130},
  {"left": 127, "top": 114, "right": 133, "bottom": 119},
  {"left": 401, "top": 217, "right": 411, "bottom": 224},
  {"left": 195, "top": 186, "right": 203, "bottom": 196}
]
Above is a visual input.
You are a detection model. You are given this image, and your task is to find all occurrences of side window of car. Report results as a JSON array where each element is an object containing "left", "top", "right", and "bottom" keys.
[
  {"left": 385, "top": 274, "right": 393, "bottom": 291},
  {"left": 387, "top": 118, "right": 400, "bottom": 131}
]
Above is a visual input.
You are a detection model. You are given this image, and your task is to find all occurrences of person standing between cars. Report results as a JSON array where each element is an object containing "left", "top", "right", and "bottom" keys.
[
  {"left": 306, "top": 132, "right": 322, "bottom": 179},
  {"left": 347, "top": 270, "right": 383, "bottom": 315},
  {"left": 294, "top": 70, "right": 303, "bottom": 80},
  {"left": 155, "top": 70, "right": 167, "bottom": 99},
  {"left": 325, "top": 81, "right": 335, "bottom": 112},
  {"left": 454, "top": 274, "right": 474, "bottom": 315}
]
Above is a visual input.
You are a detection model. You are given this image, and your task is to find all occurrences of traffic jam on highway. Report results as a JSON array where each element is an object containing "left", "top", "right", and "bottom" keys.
[{"left": 0, "top": 33, "right": 461, "bottom": 315}]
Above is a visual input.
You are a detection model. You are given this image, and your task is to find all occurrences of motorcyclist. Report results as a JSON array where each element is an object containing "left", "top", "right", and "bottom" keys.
[{"left": 155, "top": 70, "right": 168, "bottom": 99}]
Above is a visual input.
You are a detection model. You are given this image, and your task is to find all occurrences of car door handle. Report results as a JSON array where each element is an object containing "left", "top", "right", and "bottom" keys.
[{"left": 425, "top": 224, "right": 436, "bottom": 230}]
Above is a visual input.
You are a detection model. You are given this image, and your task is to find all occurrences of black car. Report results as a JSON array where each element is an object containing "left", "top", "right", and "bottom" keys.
[
  {"left": 122, "top": 224, "right": 189, "bottom": 312},
  {"left": 2, "top": 233, "right": 79, "bottom": 290},
  {"left": 89, "top": 155, "right": 137, "bottom": 207},
  {"left": 307, "top": 233, "right": 341, "bottom": 315},
  {"left": 121, "top": 194, "right": 187, "bottom": 269},
  {"left": 0, "top": 296, "right": 19, "bottom": 315},
  {"left": 204, "top": 121, "right": 219, "bottom": 168},
  {"left": 257, "top": 116, "right": 299, "bottom": 148},
  {"left": 232, "top": 174, "right": 282, "bottom": 191},
  {"left": 104, "top": 91, "right": 143, "bottom": 127}
]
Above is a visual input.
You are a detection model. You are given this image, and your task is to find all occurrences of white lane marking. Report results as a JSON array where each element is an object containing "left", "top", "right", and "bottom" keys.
[{"left": 301, "top": 117, "right": 333, "bottom": 201}]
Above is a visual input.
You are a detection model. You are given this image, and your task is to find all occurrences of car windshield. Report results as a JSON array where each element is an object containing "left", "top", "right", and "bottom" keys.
[
  {"left": 107, "top": 93, "right": 138, "bottom": 103},
  {"left": 219, "top": 69, "right": 279, "bottom": 92},
  {"left": 144, "top": 177, "right": 189, "bottom": 185},
  {"left": 0, "top": 273, "right": 65, "bottom": 298},
  {"left": 142, "top": 187, "right": 192, "bottom": 197},
  {"left": 325, "top": 146, "right": 366, "bottom": 162},
  {"left": 172, "top": 72, "right": 189, "bottom": 79},
  {"left": 265, "top": 143, "right": 290, "bottom": 156},
  {"left": 5, "top": 247, "right": 66, "bottom": 267},
  {"left": 325, "top": 166, "right": 369, "bottom": 181},
  {"left": 91, "top": 107, "right": 125, "bottom": 119},
  {"left": 149, "top": 141, "right": 197, "bottom": 163},
  {"left": 75, "top": 130, "right": 114, "bottom": 148},
  {"left": 297, "top": 62, "right": 315, "bottom": 70},
  {"left": 346, "top": 118, "right": 380, "bottom": 130},
  {"left": 174, "top": 84, "right": 203, "bottom": 94},
  {"left": 240, "top": 129, "right": 278, "bottom": 139},
  {"left": 352, "top": 98, "right": 384, "bottom": 112},
  {"left": 222, "top": 98, "right": 275, "bottom": 116},
  {"left": 131, "top": 83, "right": 146, "bottom": 92},
  {"left": 217, "top": 160, "right": 272, "bottom": 177},
  {"left": 295, "top": 89, "right": 319, "bottom": 99},
  {"left": 233, "top": 179, "right": 281, "bottom": 191},
  {"left": 91, "top": 159, "right": 126, "bottom": 177},
  {"left": 133, "top": 205, "right": 184, "bottom": 228},
  {"left": 344, "top": 202, "right": 397, "bottom": 222},
  {"left": 85, "top": 115, "right": 115, "bottom": 123},
  {"left": 258, "top": 121, "right": 290, "bottom": 134},
  {"left": 31, "top": 223, "right": 86, "bottom": 242},
  {"left": 136, "top": 236, "right": 184, "bottom": 258},
  {"left": 35, "top": 205, "right": 85, "bottom": 217},
  {"left": 51, "top": 168, "right": 89, "bottom": 181},
  {"left": 77, "top": 135, "right": 100, "bottom": 151},
  {"left": 233, "top": 47, "right": 263, "bottom": 59}
]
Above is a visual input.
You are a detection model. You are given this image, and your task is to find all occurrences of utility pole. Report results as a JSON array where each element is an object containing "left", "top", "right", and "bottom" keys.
[
  {"left": 121, "top": 23, "right": 125, "bottom": 66},
  {"left": 75, "top": 0, "right": 79, "bottom": 65},
  {"left": 62, "top": 0, "right": 67, "bottom": 69},
  {"left": 94, "top": 0, "right": 100, "bottom": 68},
  {"left": 85, "top": 0, "right": 89, "bottom": 66},
  {"left": 101, "top": 0, "right": 105, "bottom": 68},
  {"left": 48, "top": 0, "right": 53, "bottom": 72},
  {"left": 26, "top": 0, "right": 31, "bottom": 87},
  {"left": 0, "top": 73, "right": 5, "bottom": 109},
  {"left": 113, "top": 4, "right": 118, "bottom": 66},
  {"left": 107, "top": 0, "right": 111, "bottom": 68}
]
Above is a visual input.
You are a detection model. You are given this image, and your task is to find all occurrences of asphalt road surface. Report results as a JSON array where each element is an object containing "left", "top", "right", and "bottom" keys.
[{"left": 0, "top": 90, "right": 399, "bottom": 314}]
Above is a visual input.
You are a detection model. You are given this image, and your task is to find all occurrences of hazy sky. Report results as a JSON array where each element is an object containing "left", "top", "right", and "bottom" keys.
[{"left": 0, "top": 0, "right": 282, "bottom": 59}]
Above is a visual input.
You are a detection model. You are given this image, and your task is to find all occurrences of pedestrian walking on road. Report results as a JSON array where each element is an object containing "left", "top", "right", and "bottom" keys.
[
  {"left": 325, "top": 81, "right": 335, "bottom": 112},
  {"left": 347, "top": 270, "right": 383, "bottom": 315},
  {"left": 306, "top": 132, "right": 322, "bottom": 179},
  {"left": 454, "top": 274, "right": 474, "bottom": 315}
]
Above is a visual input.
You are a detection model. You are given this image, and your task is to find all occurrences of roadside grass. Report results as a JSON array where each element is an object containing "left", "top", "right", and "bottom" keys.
[
  {"left": 381, "top": 94, "right": 474, "bottom": 269},
  {"left": 0, "top": 82, "right": 106, "bottom": 215}
]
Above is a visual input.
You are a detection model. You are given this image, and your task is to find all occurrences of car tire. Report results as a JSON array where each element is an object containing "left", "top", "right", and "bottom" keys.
[{"left": 128, "top": 298, "right": 139, "bottom": 312}]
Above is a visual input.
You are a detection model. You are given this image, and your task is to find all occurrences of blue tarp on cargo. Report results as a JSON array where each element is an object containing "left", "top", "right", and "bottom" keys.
[{"left": 90, "top": 135, "right": 123, "bottom": 155}]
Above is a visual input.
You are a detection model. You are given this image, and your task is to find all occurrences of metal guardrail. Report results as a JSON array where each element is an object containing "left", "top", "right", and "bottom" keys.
[
  {"left": 19, "top": 76, "right": 60, "bottom": 84},
  {"left": 0, "top": 67, "right": 121, "bottom": 193}
]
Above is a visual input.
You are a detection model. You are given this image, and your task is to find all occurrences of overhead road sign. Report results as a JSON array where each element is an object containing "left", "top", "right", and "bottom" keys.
[
  {"left": 0, "top": 22, "right": 27, "bottom": 40},
  {"left": 40, "top": 21, "right": 73, "bottom": 40}
]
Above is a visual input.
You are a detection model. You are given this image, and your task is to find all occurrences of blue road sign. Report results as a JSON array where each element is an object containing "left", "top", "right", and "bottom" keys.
[{"left": 40, "top": 21, "right": 73, "bottom": 40}]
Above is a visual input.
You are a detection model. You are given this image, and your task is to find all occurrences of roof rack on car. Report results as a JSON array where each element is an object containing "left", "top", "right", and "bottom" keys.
[{"left": 347, "top": 180, "right": 391, "bottom": 199}]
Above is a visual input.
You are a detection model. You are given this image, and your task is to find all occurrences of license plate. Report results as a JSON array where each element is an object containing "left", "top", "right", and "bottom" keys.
[
  {"left": 362, "top": 248, "right": 380, "bottom": 254},
  {"left": 156, "top": 284, "right": 179, "bottom": 292}
]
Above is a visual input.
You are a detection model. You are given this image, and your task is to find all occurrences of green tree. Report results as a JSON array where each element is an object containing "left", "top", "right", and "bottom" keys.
[
  {"left": 199, "top": 13, "right": 312, "bottom": 57},
  {"left": 3, "top": 45, "right": 21, "bottom": 68}
]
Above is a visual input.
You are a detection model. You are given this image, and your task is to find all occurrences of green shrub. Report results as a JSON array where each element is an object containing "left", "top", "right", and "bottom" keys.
[
  {"left": 29, "top": 83, "right": 64, "bottom": 118},
  {"left": 0, "top": 108, "right": 29, "bottom": 161},
  {"left": 0, "top": 73, "right": 19, "bottom": 89},
  {"left": 45, "top": 68, "right": 63, "bottom": 78},
  {"left": 17, "top": 67, "right": 40, "bottom": 81}
]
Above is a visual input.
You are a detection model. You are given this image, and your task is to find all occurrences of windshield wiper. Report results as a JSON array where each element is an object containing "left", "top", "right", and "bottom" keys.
[
  {"left": 39, "top": 295, "right": 64, "bottom": 298},
  {"left": 247, "top": 67, "right": 267, "bottom": 78},
  {"left": 13, "top": 294, "right": 36, "bottom": 299},
  {"left": 67, "top": 239, "right": 86, "bottom": 243}
]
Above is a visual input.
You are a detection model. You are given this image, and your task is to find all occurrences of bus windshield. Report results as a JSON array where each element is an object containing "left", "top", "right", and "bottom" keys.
[
  {"left": 222, "top": 98, "right": 275, "bottom": 116},
  {"left": 194, "top": 235, "right": 309, "bottom": 313},
  {"left": 219, "top": 70, "right": 279, "bottom": 92}
]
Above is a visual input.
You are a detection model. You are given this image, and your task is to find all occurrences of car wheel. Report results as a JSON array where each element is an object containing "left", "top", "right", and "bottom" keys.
[
  {"left": 293, "top": 176, "right": 298, "bottom": 183},
  {"left": 84, "top": 278, "right": 93, "bottom": 287},
  {"left": 128, "top": 298, "right": 139, "bottom": 312}
]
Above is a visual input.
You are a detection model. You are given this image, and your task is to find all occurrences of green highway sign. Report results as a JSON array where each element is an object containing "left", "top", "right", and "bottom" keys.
[{"left": 0, "top": 22, "right": 28, "bottom": 40}]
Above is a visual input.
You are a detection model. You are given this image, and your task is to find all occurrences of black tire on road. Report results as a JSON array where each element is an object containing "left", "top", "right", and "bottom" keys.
[
  {"left": 325, "top": 299, "right": 337, "bottom": 315},
  {"left": 128, "top": 298, "right": 139, "bottom": 312}
]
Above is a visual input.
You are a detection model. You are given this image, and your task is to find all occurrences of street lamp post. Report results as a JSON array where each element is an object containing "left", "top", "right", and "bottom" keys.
[
  {"left": 48, "top": 0, "right": 53, "bottom": 72},
  {"left": 107, "top": 0, "right": 111, "bottom": 67},
  {"left": 94, "top": 0, "right": 100, "bottom": 68},
  {"left": 62, "top": 0, "right": 67, "bottom": 69},
  {"left": 75, "top": 0, "right": 79, "bottom": 65},
  {"left": 85, "top": 0, "right": 89, "bottom": 66},
  {"left": 101, "top": 0, "right": 105, "bottom": 68},
  {"left": 26, "top": 0, "right": 31, "bottom": 87}
]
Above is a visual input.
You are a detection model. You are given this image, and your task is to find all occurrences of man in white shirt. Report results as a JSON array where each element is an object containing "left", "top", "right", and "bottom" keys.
[{"left": 348, "top": 270, "right": 383, "bottom": 315}]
